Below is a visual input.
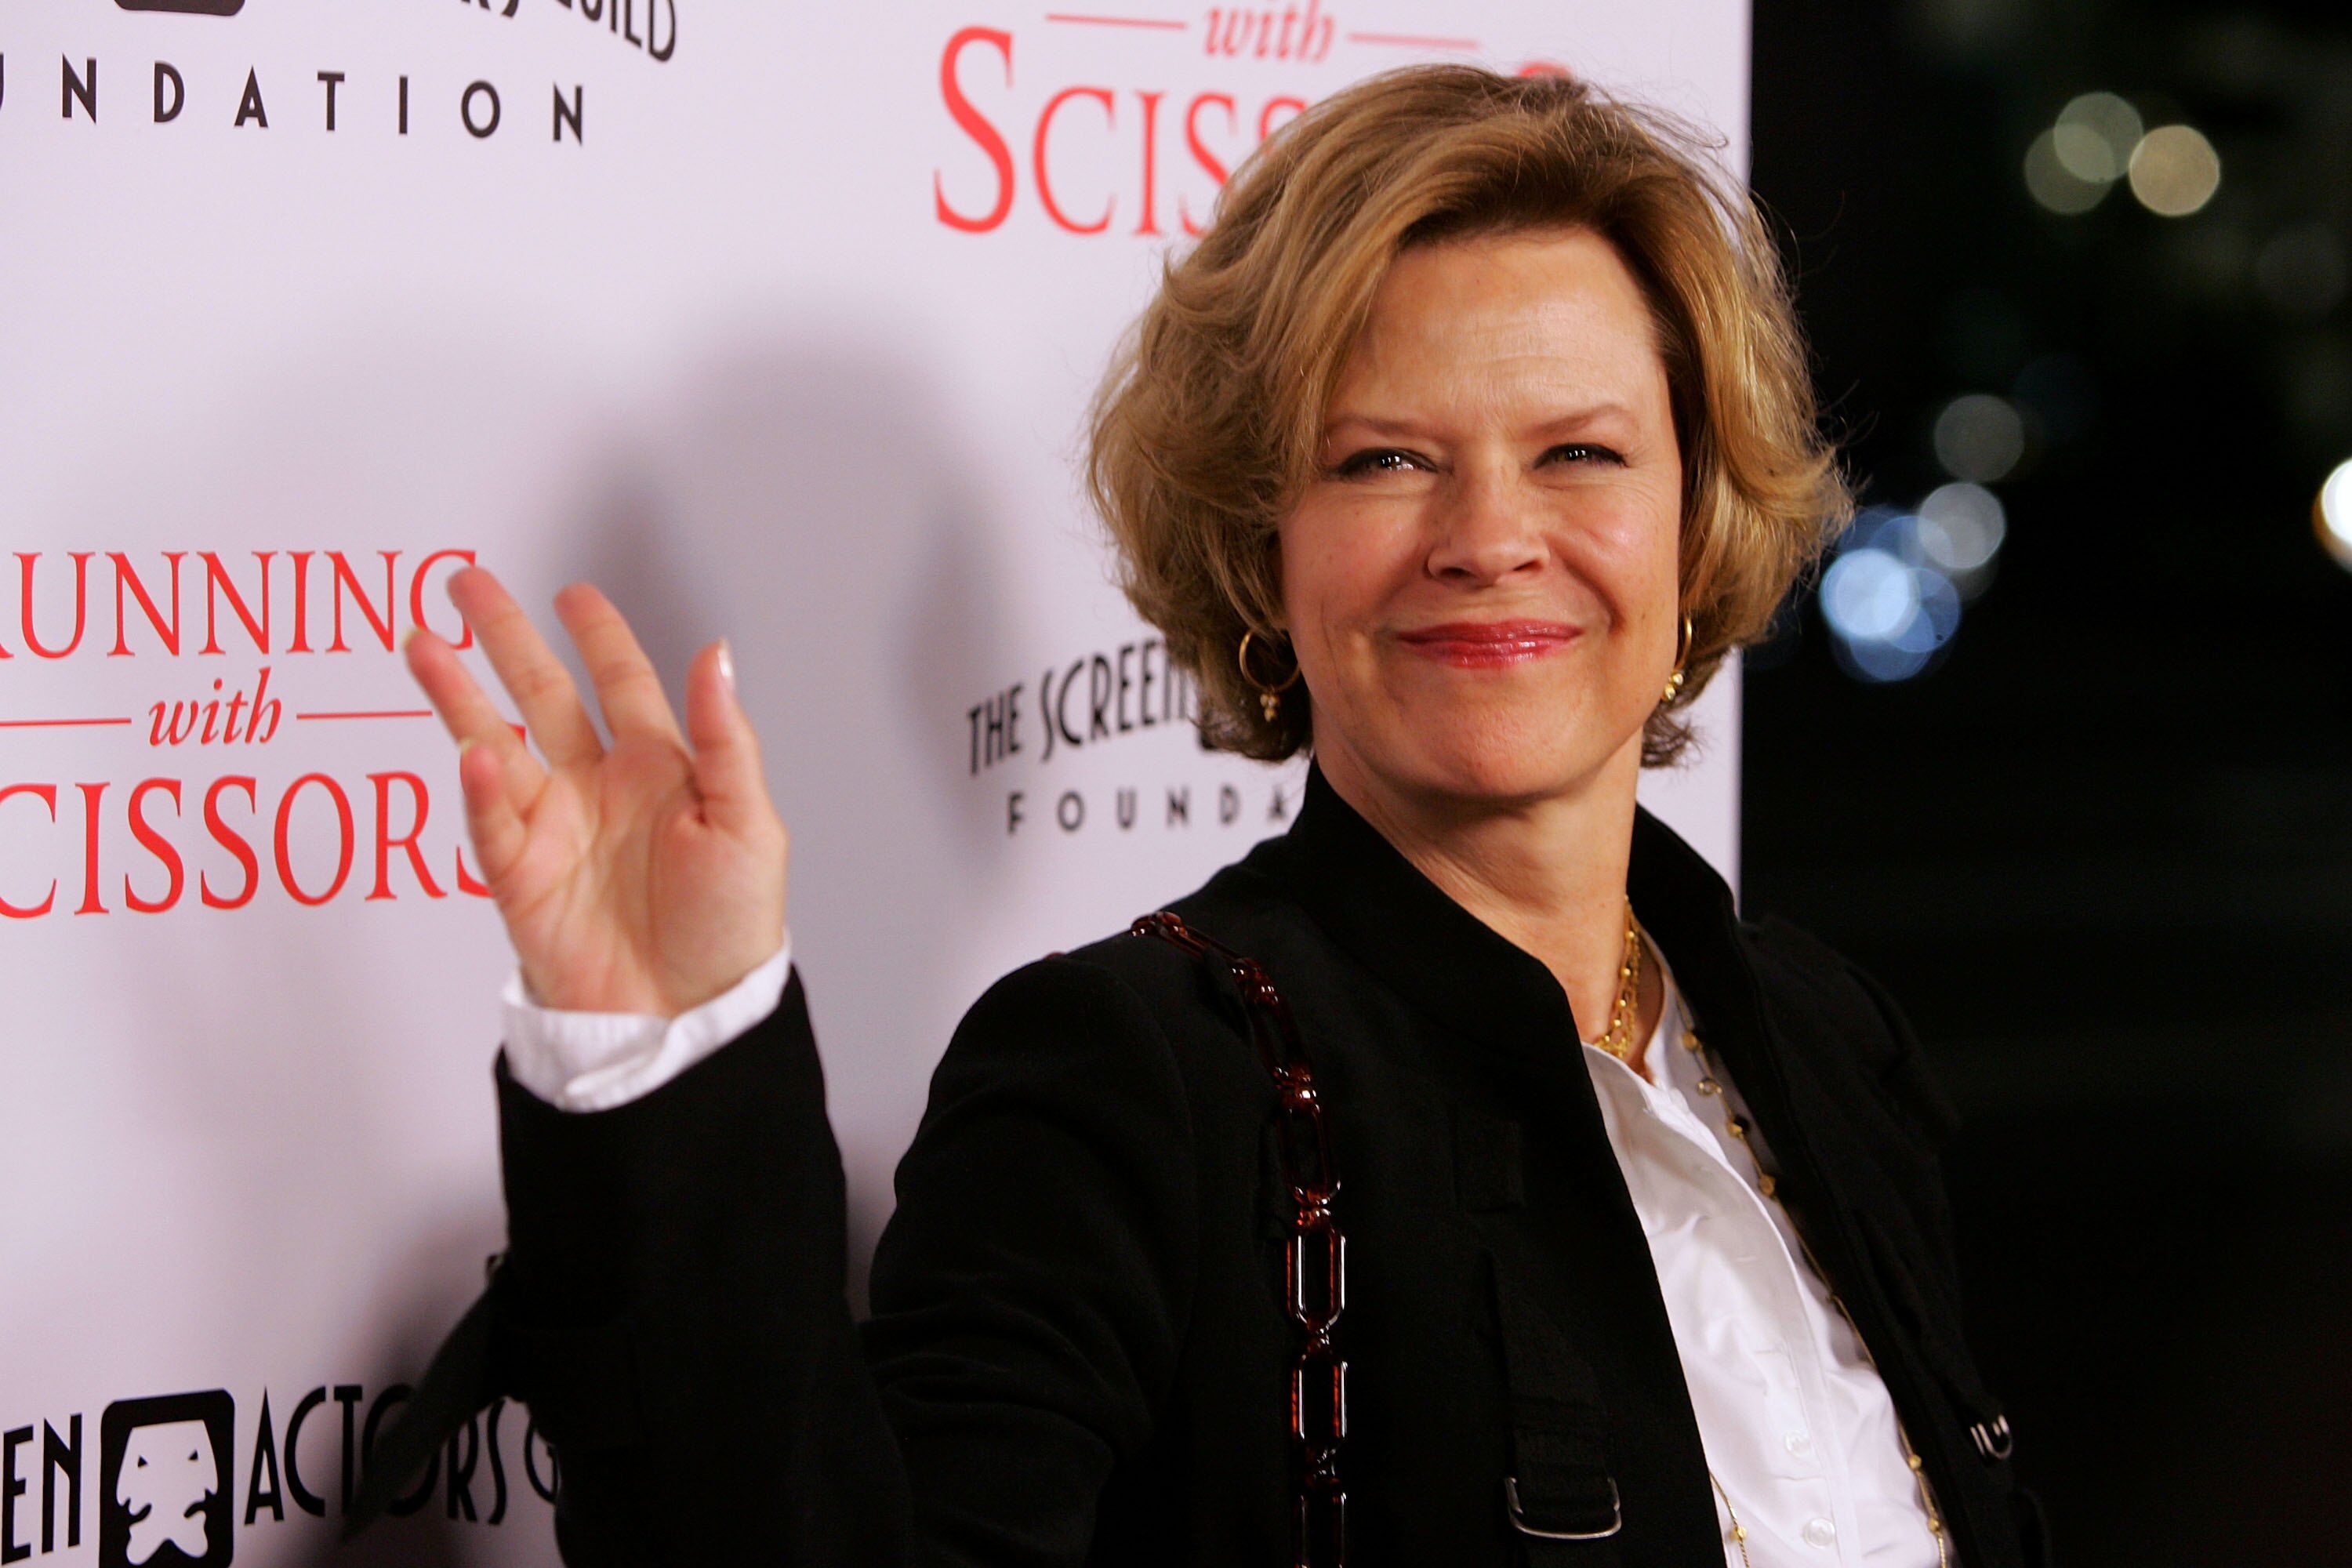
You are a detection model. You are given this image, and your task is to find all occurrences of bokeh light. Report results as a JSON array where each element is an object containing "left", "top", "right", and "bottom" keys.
[
  {"left": 2318, "top": 459, "right": 2352, "bottom": 571},
  {"left": 1933, "top": 394, "right": 2027, "bottom": 482},
  {"left": 2128, "top": 125, "right": 2222, "bottom": 217},
  {"left": 2024, "top": 92, "right": 2146, "bottom": 215},
  {"left": 2054, "top": 92, "right": 2143, "bottom": 183},
  {"left": 1818, "top": 506, "right": 1976, "bottom": 683},
  {"left": 1824, "top": 544, "right": 1920, "bottom": 642},
  {"left": 1915, "top": 481, "right": 2008, "bottom": 596},
  {"left": 2024, "top": 128, "right": 2107, "bottom": 215}
]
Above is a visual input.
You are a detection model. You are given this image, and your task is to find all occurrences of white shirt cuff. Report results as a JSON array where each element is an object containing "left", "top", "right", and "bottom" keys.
[{"left": 499, "top": 935, "right": 793, "bottom": 1112}]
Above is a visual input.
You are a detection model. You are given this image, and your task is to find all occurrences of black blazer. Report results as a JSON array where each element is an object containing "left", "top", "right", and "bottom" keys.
[{"left": 365, "top": 764, "right": 2047, "bottom": 1567}]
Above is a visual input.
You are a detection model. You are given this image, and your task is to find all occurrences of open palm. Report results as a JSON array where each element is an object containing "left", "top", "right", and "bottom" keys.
[{"left": 402, "top": 565, "right": 788, "bottom": 1018}]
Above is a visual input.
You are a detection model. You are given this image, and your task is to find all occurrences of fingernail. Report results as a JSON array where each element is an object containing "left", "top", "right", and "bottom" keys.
[
  {"left": 401, "top": 624, "right": 423, "bottom": 653},
  {"left": 717, "top": 638, "right": 737, "bottom": 695}
]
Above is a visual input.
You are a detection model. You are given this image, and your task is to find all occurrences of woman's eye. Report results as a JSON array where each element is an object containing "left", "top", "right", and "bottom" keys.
[
  {"left": 1332, "top": 448, "right": 1426, "bottom": 477},
  {"left": 1541, "top": 443, "right": 1626, "bottom": 466}
]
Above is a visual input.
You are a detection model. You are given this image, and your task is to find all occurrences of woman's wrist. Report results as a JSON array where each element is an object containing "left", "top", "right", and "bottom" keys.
[
  {"left": 517, "top": 933, "right": 789, "bottom": 1020},
  {"left": 503, "top": 936, "right": 795, "bottom": 1112}
]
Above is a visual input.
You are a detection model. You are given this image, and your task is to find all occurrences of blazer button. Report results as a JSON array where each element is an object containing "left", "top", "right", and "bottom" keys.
[{"left": 1802, "top": 1516, "right": 1838, "bottom": 1548}]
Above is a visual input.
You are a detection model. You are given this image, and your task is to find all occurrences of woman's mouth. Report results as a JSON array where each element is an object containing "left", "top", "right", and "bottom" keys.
[{"left": 1395, "top": 619, "right": 1584, "bottom": 668}]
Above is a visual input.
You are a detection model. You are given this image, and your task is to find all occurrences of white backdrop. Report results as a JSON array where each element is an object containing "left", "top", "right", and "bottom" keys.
[{"left": 0, "top": 2, "right": 1748, "bottom": 1561}]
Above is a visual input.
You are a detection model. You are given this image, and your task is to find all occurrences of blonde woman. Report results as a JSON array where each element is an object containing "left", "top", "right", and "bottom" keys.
[{"left": 379, "top": 65, "right": 2045, "bottom": 1568}]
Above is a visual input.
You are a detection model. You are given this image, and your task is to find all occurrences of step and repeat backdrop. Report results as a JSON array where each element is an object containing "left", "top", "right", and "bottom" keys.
[{"left": 1, "top": 2, "right": 1747, "bottom": 1562}]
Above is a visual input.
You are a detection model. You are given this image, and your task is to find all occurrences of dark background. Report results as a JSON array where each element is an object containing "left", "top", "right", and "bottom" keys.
[{"left": 1746, "top": 1, "right": 2352, "bottom": 1562}]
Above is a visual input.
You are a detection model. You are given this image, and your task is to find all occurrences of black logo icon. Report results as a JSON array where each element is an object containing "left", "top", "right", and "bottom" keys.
[
  {"left": 115, "top": 0, "right": 246, "bottom": 14},
  {"left": 99, "top": 1392, "right": 235, "bottom": 1568}
]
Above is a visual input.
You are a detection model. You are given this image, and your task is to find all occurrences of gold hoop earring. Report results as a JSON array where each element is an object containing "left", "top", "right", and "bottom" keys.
[
  {"left": 1660, "top": 613, "right": 1695, "bottom": 706},
  {"left": 1237, "top": 628, "right": 1303, "bottom": 724}
]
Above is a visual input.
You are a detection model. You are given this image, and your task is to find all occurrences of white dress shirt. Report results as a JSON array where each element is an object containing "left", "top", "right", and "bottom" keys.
[
  {"left": 502, "top": 935, "right": 1945, "bottom": 1566},
  {"left": 1584, "top": 949, "right": 1944, "bottom": 1566}
]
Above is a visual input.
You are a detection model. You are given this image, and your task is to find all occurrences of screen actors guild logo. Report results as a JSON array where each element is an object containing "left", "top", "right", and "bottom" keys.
[{"left": 99, "top": 1392, "right": 234, "bottom": 1568}]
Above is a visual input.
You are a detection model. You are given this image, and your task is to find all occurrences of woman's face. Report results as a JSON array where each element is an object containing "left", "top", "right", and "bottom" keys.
[{"left": 1279, "top": 225, "right": 1684, "bottom": 814}]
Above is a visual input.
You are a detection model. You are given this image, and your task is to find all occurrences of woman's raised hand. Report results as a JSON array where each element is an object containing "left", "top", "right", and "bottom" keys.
[{"left": 402, "top": 566, "right": 788, "bottom": 1018}]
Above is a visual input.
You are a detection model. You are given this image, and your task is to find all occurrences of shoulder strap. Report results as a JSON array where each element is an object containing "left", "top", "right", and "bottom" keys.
[
  {"left": 1133, "top": 912, "right": 1631, "bottom": 1563},
  {"left": 1131, "top": 911, "right": 1348, "bottom": 1568},
  {"left": 1485, "top": 1258, "right": 1627, "bottom": 1559}
]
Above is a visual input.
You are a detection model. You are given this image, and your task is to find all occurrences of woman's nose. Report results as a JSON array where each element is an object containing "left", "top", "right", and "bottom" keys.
[{"left": 1425, "top": 466, "right": 1546, "bottom": 586}]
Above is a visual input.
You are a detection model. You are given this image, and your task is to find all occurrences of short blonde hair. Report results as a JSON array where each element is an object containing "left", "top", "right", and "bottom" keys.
[{"left": 1085, "top": 64, "right": 1850, "bottom": 764}]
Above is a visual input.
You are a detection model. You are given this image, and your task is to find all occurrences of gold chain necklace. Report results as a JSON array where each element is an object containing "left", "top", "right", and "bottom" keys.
[
  {"left": 1587, "top": 899, "right": 1645, "bottom": 1060},
  {"left": 1676, "top": 1014, "right": 1952, "bottom": 1568}
]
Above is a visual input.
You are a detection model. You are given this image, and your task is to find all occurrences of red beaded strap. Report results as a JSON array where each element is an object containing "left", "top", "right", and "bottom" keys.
[{"left": 1130, "top": 912, "right": 1348, "bottom": 1568}]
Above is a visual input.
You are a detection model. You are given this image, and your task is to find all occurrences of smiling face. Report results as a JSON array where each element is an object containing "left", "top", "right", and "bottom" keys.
[{"left": 1279, "top": 225, "right": 1686, "bottom": 818}]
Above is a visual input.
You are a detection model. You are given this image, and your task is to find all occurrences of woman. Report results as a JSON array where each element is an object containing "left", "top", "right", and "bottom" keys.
[{"left": 379, "top": 65, "right": 2045, "bottom": 1567}]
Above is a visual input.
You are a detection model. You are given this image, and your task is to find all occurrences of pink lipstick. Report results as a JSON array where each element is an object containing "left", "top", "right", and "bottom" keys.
[{"left": 1395, "top": 619, "right": 1583, "bottom": 668}]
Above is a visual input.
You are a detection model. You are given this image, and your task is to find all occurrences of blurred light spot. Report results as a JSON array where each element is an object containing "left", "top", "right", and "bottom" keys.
[
  {"left": 1842, "top": 506, "right": 1913, "bottom": 557},
  {"left": 1933, "top": 394, "right": 2026, "bottom": 482},
  {"left": 1819, "top": 509, "right": 1969, "bottom": 683},
  {"left": 2054, "top": 93, "right": 2144, "bottom": 183},
  {"left": 1915, "top": 482, "right": 2007, "bottom": 596},
  {"left": 2129, "top": 125, "right": 2221, "bottom": 217},
  {"left": 2051, "top": 124, "right": 2115, "bottom": 183},
  {"left": 1838, "top": 630, "right": 1938, "bottom": 684},
  {"left": 2318, "top": 459, "right": 2352, "bottom": 571},
  {"left": 1823, "top": 544, "right": 1919, "bottom": 642},
  {"left": 2256, "top": 224, "right": 2347, "bottom": 320},
  {"left": 2024, "top": 128, "right": 2107, "bottom": 215}
]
